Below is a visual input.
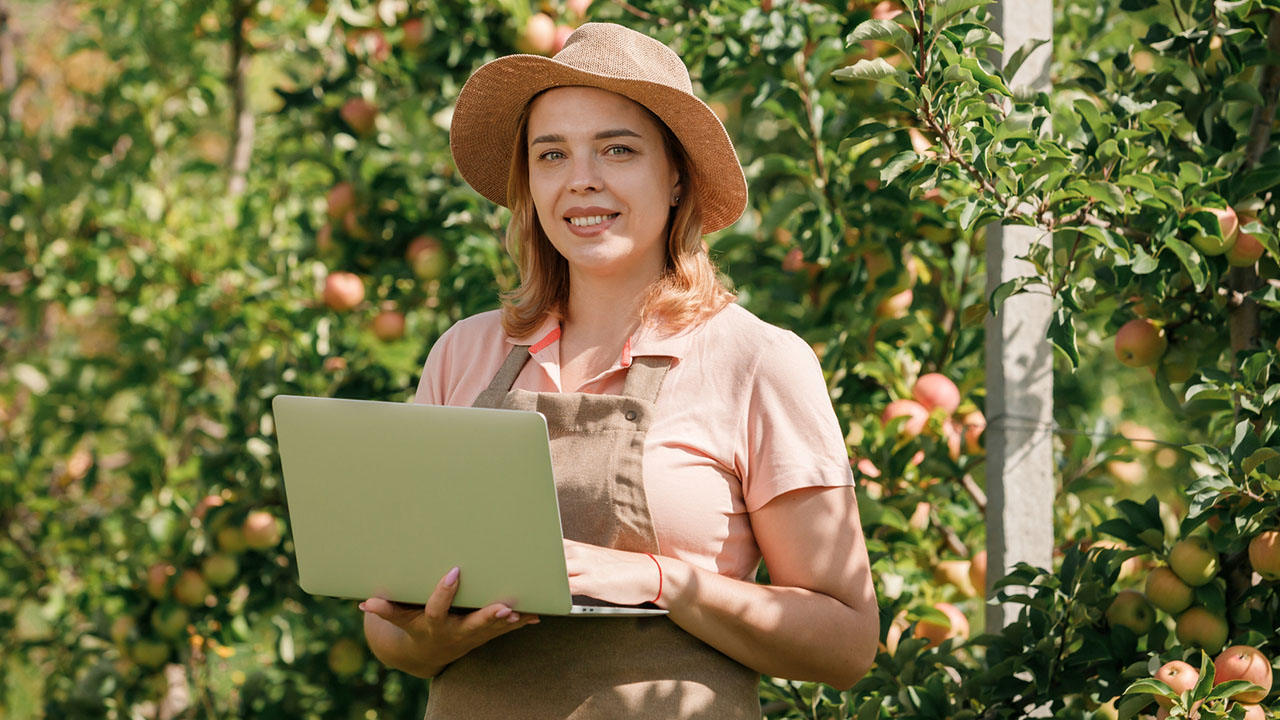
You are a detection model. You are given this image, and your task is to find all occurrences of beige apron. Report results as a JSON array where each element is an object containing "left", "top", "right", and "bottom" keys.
[{"left": 423, "top": 345, "right": 761, "bottom": 720}]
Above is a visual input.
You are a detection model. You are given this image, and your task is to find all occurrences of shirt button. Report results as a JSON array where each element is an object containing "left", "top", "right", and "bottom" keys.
[{"left": 624, "top": 410, "right": 637, "bottom": 421}]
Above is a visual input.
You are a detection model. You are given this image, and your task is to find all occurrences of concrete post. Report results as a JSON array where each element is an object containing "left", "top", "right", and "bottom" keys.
[{"left": 984, "top": 0, "right": 1055, "bottom": 634}]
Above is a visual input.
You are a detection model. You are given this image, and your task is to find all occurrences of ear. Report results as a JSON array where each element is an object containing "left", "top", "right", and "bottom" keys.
[{"left": 670, "top": 178, "right": 684, "bottom": 207}]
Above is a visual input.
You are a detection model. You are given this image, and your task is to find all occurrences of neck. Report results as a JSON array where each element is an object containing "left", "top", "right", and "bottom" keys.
[{"left": 563, "top": 262, "right": 664, "bottom": 341}]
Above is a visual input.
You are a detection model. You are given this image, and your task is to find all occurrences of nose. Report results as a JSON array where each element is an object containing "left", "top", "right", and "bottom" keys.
[{"left": 567, "top": 154, "right": 604, "bottom": 194}]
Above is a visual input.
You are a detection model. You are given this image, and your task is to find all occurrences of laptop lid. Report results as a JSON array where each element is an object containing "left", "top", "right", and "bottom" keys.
[{"left": 271, "top": 395, "right": 577, "bottom": 616}]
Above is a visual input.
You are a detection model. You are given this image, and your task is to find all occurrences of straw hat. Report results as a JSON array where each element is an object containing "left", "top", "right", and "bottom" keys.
[{"left": 449, "top": 22, "right": 747, "bottom": 235}]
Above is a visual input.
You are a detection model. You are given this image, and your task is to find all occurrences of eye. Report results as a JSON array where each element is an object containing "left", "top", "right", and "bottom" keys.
[
  {"left": 605, "top": 145, "right": 634, "bottom": 156},
  {"left": 537, "top": 150, "right": 565, "bottom": 162}
]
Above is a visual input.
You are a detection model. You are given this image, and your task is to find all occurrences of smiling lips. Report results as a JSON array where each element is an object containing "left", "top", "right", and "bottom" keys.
[{"left": 568, "top": 213, "right": 619, "bottom": 227}]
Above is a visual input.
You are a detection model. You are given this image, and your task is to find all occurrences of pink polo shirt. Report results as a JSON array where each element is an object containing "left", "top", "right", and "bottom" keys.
[{"left": 414, "top": 303, "right": 854, "bottom": 582}]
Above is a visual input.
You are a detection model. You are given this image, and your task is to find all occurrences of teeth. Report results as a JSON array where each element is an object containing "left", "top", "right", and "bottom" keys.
[{"left": 569, "top": 214, "right": 617, "bottom": 227}]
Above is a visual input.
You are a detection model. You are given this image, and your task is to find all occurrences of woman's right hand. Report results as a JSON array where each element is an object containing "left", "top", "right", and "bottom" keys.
[{"left": 360, "top": 566, "right": 540, "bottom": 678}]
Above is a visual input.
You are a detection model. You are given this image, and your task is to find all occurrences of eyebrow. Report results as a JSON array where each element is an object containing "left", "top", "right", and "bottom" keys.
[{"left": 529, "top": 128, "right": 644, "bottom": 145}]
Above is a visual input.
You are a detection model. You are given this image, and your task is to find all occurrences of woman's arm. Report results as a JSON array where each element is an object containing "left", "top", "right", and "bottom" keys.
[{"left": 565, "top": 484, "right": 878, "bottom": 688}]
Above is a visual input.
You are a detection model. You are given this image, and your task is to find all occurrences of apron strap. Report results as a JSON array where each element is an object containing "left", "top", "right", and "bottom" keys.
[
  {"left": 620, "top": 356, "right": 673, "bottom": 404},
  {"left": 472, "top": 344, "right": 531, "bottom": 408}
]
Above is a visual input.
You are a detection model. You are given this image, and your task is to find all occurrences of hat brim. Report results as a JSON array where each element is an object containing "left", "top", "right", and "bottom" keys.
[{"left": 449, "top": 54, "right": 747, "bottom": 235}]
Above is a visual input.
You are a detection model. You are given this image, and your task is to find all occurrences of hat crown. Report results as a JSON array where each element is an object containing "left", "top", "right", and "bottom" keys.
[{"left": 553, "top": 23, "right": 693, "bottom": 95}]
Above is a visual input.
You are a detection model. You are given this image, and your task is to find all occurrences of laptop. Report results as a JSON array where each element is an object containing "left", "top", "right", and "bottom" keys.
[{"left": 271, "top": 395, "right": 667, "bottom": 616}]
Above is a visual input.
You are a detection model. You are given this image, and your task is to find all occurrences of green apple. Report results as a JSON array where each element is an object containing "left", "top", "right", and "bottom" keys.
[
  {"left": 1169, "top": 536, "right": 1219, "bottom": 586},
  {"left": 202, "top": 554, "right": 239, "bottom": 587},
  {"left": 173, "top": 569, "right": 210, "bottom": 607},
  {"left": 1106, "top": 589, "right": 1156, "bottom": 635},
  {"left": 1175, "top": 606, "right": 1229, "bottom": 653},
  {"left": 131, "top": 639, "right": 171, "bottom": 668},
  {"left": 1144, "top": 566, "right": 1194, "bottom": 615},
  {"left": 1248, "top": 530, "right": 1280, "bottom": 580},
  {"left": 150, "top": 605, "right": 189, "bottom": 639},
  {"left": 1186, "top": 206, "right": 1239, "bottom": 256}
]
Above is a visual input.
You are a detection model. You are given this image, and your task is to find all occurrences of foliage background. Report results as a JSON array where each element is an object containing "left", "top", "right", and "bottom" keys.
[{"left": 1, "top": 0, "right": 1276, "bottom": 717}]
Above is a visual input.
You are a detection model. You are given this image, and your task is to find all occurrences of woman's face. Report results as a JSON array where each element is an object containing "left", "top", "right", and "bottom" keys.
[{"left": 525, "top": 86, "right": 680, "bottom": 282}]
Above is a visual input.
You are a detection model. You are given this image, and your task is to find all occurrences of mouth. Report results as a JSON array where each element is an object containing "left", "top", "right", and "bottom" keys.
[{"left": 565, "top": 213, "right": 620, "bottom": 228}]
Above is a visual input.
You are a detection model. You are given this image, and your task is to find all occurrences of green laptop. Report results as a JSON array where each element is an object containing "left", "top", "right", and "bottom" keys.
[{"left": 271, "top": 395, "right": 667, "bottom": 616}]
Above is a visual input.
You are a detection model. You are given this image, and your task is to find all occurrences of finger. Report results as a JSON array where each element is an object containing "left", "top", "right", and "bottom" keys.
[
  {"left": 360, "top": 597, "right": 418, "bottom": 627},
  {"left": 423, "top": 567, "right": 460, "bottom": 623},
  {"left": 457, "top": 603, "right": 514, "bottom": 634}
]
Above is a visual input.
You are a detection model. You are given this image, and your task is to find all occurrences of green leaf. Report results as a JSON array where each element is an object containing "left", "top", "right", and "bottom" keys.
[
  {"left": 1115, "top": 692, "right": 1152, "bottom": 720},
  {"left": 833, "top": 58, "right": 907, "bottom": 85},
  {"left": 988, "top": 276, "right": 1047, "bottom": 314},
  {"left": 1162, "top": 236, "right": 1207, "bottom": 292},
  {"left": 1048, "top": 307, "right": 1079, "bottom": 369},
  {"left": 1235, "top": 165, "right": 1280, "bottom": 199},
  {"left": 1003, "top": 37, "right": 1051, "bottom": 80},
  {"left": 846, "top": 18, "right": 914, "bottom": 54},
  {"left": 1080, "top": 181, "right": 1126, "bottom": 211},
  {"left": 931, "top": 0, "right": 994, "bottom": 29},
  {"left": 959, "top": 57, "right": 1012, "bottom": 96},
  {"left": 880, "top": 150, "right": 921, "bottom": 185}
]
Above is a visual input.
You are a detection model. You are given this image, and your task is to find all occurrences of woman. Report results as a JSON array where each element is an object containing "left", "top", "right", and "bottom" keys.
[{"left": 360, "top": 22, "right": 878, "bottom": 719}]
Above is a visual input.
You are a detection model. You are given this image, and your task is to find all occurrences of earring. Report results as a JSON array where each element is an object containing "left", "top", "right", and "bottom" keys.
[{"left": 672, "top": 195, "right": 680, "bottom": 205}]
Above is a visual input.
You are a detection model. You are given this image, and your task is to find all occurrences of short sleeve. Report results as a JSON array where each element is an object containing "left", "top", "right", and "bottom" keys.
[
  {"left": 736, "top": 332, "right": 854, "bottom": 512},
  {"left": 413, "top": 323, "right": 461, "bottom": 406}
]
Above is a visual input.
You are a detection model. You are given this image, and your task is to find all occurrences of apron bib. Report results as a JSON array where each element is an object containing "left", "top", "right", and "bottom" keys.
[{"left": 424, "top": 345, "right": 761, "bottom": 719}]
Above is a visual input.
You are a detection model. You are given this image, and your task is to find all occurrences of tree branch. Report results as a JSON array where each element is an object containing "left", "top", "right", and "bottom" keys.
[{"left": 227, "top": 0, "right": 255, "bottom": 200}]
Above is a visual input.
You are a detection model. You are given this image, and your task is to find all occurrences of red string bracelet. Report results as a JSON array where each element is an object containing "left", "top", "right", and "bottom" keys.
[{"left": 644, "top": 552, "right": 663, "bottom": 604}]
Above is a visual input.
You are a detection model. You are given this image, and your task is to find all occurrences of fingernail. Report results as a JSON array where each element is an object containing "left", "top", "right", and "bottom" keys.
[
  {"left": 507, "top": 613, "right": 521, "bottom": 624},
  {"left": 444, "top": 567, "right": 459, "bottom": 587},
  {"left": 529, "top": 618, "right": 540, "bottom": 624},
  {"left": 495, "top": 606, "right": 511, "bottom": 618},
  {"left": 358, "top": 602, "right": 367, "bottom": 612}
]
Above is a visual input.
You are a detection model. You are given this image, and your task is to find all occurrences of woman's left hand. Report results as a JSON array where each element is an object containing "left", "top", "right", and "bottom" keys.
[{"left": 563, "top": 539, "right": 664, "bottom": 607}]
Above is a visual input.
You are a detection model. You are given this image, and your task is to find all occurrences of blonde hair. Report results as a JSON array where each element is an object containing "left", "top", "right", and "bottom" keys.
[{"left": 498, "top": 96, "right": 734, "bottom": 340}]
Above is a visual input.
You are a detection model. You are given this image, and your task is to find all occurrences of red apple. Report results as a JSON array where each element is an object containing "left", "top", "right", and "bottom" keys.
[
  {"left": 243, "top": 511, "right": 281, "bottom": 550},
  {"left": 340, "top": 98, "right": 378, "bottom": 135},
  {"left": 1106, "top": 589, "right": 1155, "bottom": 634},
  {"left": 1169, "top": 536, "right": 1219, "bottom": 587},
  {"left": 875, "top": 289, "right": 913, "bottom": 319},
  {"left": 173, "top": 569, "right": 210, "bottom": 607},
  {"left": 871, "top": 1, "right": 904, "bottom": 20},
  {"left": 969, "top": 550, "right": 987, "bottom": 596},
  {"left": 146, "top": 563, "right": 175, "bottom": 600},
  {"left": 328, "top": 637, "right": 365, "bottom": 676},
  {"left": 912, "top": 602, "right": 970, "bottom": 648},
  {"left": 1226, "top": 217, "right": 1265, "bottom": 267},
  {"left": 1239, "top": 704, "right": 1265, "bottom": 720},
  {"left": 1248, "top": 530, "right": 1280, "bottom": 581},
  {"left": 1144, "top": 566, "right": 1194, "bottom": 615},
  {"left": 1187, "top": 206, "right": 1239, "bottom": 256},
  {"left": 1153, "top": 660, "right": 1200, "bottom": 710},
  {"left": 912, "top": 373, "right": 961, "bottom": 415},
  {"left": 521, "top": 13, "right": 556, "bottom": 54},
  {"left": 566, "top": 0, "right": 592, "bottom": 17},
  {"left": 202, "top": 554, "right": 239, "bottom": 587},
  {"left": 406, "top": 236, "right": 447, "bottom": 280},
  {"left": 881, "top": 399, "right": 929, "bottom": 439},
  {"left": 960, "top": 410, "right": 986, "bottom": 454},
  {"left": 372, "top": 310, "right": 405, "bottom": 342},
  {"left": 1213, "top": 645, "right": 1273, "bottom": 703},
  {"left": 323, "top": 272, "right": 365, "bottom": 312},
  {"left": 193, "top": 494, "right": 226, "bottom": 521},
  {"left": 1114, "top": 318, "right": 1167, "bottom": 367},
  {"left": 1175, "top": 607, "right": 1229, "bottom": 654},
  {"left": 552, "top": 24, "right": 573, "bottom": 54},
  {"left": 326, "top": 182, "right": 356, "bottom": 220},
  {"left": 401, "top": 18, "right": 425, "bottom": 50}
]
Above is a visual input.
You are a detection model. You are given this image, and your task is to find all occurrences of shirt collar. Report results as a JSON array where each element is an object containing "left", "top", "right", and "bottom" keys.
[{"left": 505, "top": 315, "right": 692, "bottom": 367}]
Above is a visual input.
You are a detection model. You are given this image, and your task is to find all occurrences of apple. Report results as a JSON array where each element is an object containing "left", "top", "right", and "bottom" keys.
[
  {"left": 131, "top": 639, "right": 171, "bottom": 668},
  {"left": 1175, "top": 607, "right": 1229, "bottom": 654},
  {"left": 1159, "top": 345, "right": 1196, "bottom": 384},
  {"left": 1144, "top": 566, "right": 1194, "bottom": 615},
  {"left": 194, "top": 494, "right": 225, "bottom": 521},
  {"left": 323, "top": 272, "right": 365, "bottom": 312},
  {"left": 933, "top": 560, "right": 976, "bottom": 597},
  {"left": 960, "top": 410, "right": 985, "bottom": 454},
  {"left": 1169, "top": 536, "right": 1219, "bottom": 586},
  {"left": 908, "top": 501, "right": 931, "bottom": 531},
  {"left": 552, "top": 24, "right": 573, "bottom": 54},
  {"left": 1213, "top": 645, "right": 1273, "bottom": 703},
  {"left": 372, "top": 310, "right": 406, "bottom": 342},
  {"left": 1114, "top": 318, "right": 1167, "bottom": 367},
  {"left": 110, "top": 615, "right": 137, "bottom": 646},
  {"left": 324, "top": 356, "right": 348, "bottom": 373},
  {"left": 401, "top": 18, "right": 425, "bottom": 50},
  {"left": 881, "top": 399, "right": 929, "bottom": 439},
  {"left": 150, "top": 605, "right": 190, "bottom": 639},
  {"left": 340, "top": 98, "right": 378, "bottom": 136},
  {"left": 871, "top": 1, "right": 904, "bottom": 20},
  {"left": 1248, "top": 530, "right": 1280, "bottom": 580},
  {"left": 216, "top": 526, "right": 246, "bottom": 554},
  {"left": 875, "top": 289, "right": 913, "bottom": 319},
  {"left": 942, "top": 420, "right": 962, "bottom": 460},
  {"left": 912, "top": 602, "right": 970, "bottom": 648},
  {"left": 406, "top": 236, "right": 448, "bottom": 280},
  {"left": 782, "top": 247, "right": 806, "bottom": 273},
  {"left": 328, "top": 637, "right": 365, "bottom": 677},
  {"left": 969, "top": 550, "right": 987, "bottom": 595},
  {"left": 1153, "top": 660, "right": 1200, "bottom": 710},
  {"left": 243, "top": 511, "right": 282, "bottom": 550},
  {"left": 1187, "top": 206, "right": 1239, "bottom": 256},
  {"left": 908, "top": 128, "right": 937, "bottom": 158},
  {"left": 521, "top": 13, "right": 556, "bottom": 54},
  {"left": 1106, "top": 589, "right": 1155, "bottom": 634},
  {"left": 883, "top": 610, "right": 910, "bottom": 655},
  {"left": 1226, "top": 217, "right": 1265, "bottom": 267},
  {"left": 567, "top": 0, "right": 592, "bottom": 17},
  {"left": 173, "top": 569, "right": 210, "bottom": 607},
  {"left": 202, "top": 554, "right": 239, "bottom": 587},
  {"left": 913, "top": 373, "right": 961, "bottom": 415},
  {"left": 854, "top": 458, "right": 880, "bottom": 479},
  {"left": 326, "top": 182, "right": 356, "bottom": 220},
  {"left": 1106, "top": 459, "right": 1145, "bottom": 485},
  {"left": 146, "top": 562, "right": 175, "bottom": 600},
  {"left": 1239, "top": 704, "right": 1265, "bottom": 720}
]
